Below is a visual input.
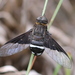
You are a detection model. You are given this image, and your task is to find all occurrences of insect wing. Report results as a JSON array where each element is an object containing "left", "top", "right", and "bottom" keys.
[
  {"left": 44, "top": 32, "right": 71, "bottom": 68},
  {"left": 0, "top": 29, "right": 32, "bottom": 56}
]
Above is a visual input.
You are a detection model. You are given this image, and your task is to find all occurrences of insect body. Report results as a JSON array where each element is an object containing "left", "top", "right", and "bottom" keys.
[
  {"left": 0, "top": 16, "right": 71, "bottom": 68},
  {"left": 30, "top": 17, "right": 48, "bottom": 55}
]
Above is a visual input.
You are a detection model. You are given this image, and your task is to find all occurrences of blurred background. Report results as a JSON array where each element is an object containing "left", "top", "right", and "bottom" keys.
[{"left": 0, "top": 0, "right": 75, "bottom": 75}]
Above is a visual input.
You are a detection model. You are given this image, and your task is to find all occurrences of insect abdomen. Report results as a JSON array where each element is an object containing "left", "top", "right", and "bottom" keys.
[{"left": 30, "top": 44, "right": 45, "bottom": 56}]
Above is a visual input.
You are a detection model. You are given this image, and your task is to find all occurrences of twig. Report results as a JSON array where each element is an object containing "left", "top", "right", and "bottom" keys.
[
  {"left": 26, "top": 54, "right": 34, "bottom": 75},
  {"left": 30, "top": 56, "right": 37, "bottom": 70}
]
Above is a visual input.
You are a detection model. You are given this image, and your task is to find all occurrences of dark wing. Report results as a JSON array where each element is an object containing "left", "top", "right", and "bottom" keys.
[
  {"left": 44, "top": 32, "right": 71, "bottom": 68},
  {"left": 0, "top": 29, "right": 32, "bottom": 56}
]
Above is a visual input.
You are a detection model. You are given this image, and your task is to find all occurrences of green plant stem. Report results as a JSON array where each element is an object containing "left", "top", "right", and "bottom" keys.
[
  {"left": 47, "top": 0, "right": 63, "bottom": 75},
  {"left": 42, "top": 0, "right": 48, "bottom": 16},
  {"left": 53, "top": 64, "right": 61, "bottom": 75},
  {"left": 48, "top": 0, "right": 63, "bottom": 30},
  {"left": 65, "top": 53, "right": 72, "bottom": 75},
  {"left": 26, "top": 0, "right": 49, "bottom": 75},
  {"left": 65, "top": 68, "right": 71, "bottom": 75},
  {"left": 26, "top": 54, "right": 34, "bottom": 75}
]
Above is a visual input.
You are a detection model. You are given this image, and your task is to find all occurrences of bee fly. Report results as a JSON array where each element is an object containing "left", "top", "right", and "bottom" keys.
[{"left": 0, "top": 16, "right": 71, "bottom": 68}]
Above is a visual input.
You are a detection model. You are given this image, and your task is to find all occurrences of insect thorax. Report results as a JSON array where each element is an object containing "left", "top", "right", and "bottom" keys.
[{"left": 29, "top": 25, "right": 47, "bottom": 55}]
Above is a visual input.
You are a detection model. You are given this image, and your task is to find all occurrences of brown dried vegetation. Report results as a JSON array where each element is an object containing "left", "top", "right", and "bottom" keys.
[{"left": 0, "top": 0, "right": 75, "bottom": 75}]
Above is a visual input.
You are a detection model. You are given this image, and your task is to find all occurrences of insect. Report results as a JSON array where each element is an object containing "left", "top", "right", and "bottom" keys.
[{"left": 0, "top": 16, "right": 71, "bottom": 68}]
